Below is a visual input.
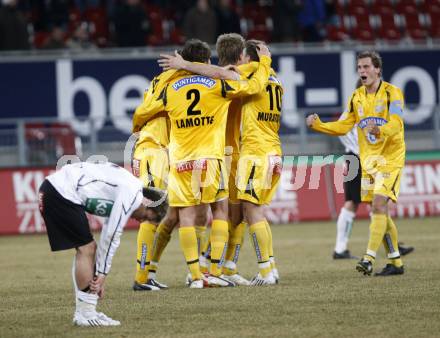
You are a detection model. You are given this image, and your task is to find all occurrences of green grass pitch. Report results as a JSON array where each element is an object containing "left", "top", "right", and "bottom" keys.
[{"left": 1, "top": 218, "right": 439, "bottom": 337}]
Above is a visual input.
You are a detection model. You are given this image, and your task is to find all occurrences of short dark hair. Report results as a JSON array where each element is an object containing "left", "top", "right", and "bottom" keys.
[
  {"left": 216, "top": 33, "right": 245, "bottom": 66},
  {"left": 357, "top": 50, "right": 382, "bottom": 75},
  {"left": 179, "top": 39, "right": 211, "bottom": 63},
  {"left": 245, "top": 39, "right": 264, "bottom": 62}
]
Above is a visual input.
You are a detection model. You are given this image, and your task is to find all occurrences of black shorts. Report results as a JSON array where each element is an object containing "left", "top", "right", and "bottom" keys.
[
  {"left": 343, "top": 152, "right": 361, "bottom": 204},
  {"left": 39, "top": 180, "right": 93, "bottom": 251}
]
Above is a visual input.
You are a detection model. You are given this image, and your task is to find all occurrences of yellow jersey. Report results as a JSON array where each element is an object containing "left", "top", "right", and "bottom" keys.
[
  {"left": 240, "top": 65, "right": 283, "bottom": 156},
  {"left": 312, "top": 80, "right": 405, "bottom": 169},
  {"left": 133, "top": 70, "right": 178, "bottom": 148},
  {"left": 225, "top": 98, "right": 242, "bottom": 156},
  {"left": 134, "top": 55, "right": 272, "bottom": 164},
  {"left": 224, "top": 62, "right": 259, "bottom": 155}
]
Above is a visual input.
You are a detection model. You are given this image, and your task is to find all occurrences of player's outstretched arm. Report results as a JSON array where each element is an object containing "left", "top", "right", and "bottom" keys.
[
  {"left": 307, "top": 112, "right": 356, "bottom": 136},
  {"left": 158, "top": 50, "right": 239, "bottom": 80},
  {"left": 224, "top": 43, "right": 272, "bottom": 98},
  {"left": 132, "top": 89, "right": 166, "bottom": 133}
]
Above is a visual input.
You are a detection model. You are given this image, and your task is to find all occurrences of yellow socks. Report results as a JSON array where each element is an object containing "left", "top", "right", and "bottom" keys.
[
  {"left": 179, "top": 227, "right": 202, "bottom": 281},
  {"left": 199, "top": 237, "right": 210, "bottom": 275},
  {"left": 383, "top": 216, "right": 403, "bottom": 267},
  {"left": 249, "top": 221, "right": 271, "bottom": 277},
  {"left": 264, "top": 220, "right": 276, "bottom": 271},
  {"left": 195, "top": 225, "right": 207, "bottom": 256},
  {"left": 135, "top": 222, "right": 157, "bottom": 284},
  {"left": 148, "top": 222, "right": 172, "bottom": 279},
  {"left": 223, "top": 221, "right": 246, "bottom": 275},
  {"left": 364, "top": 213, "right": 387, "bottom": 263},
  {"left": 209, "top": 219, "right": 229, "bottom": 277}
]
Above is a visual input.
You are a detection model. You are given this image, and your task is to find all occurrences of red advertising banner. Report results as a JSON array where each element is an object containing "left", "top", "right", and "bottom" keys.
[
  {"left": 266, "top": 164, "right": 335, "bottom": 223},
  {"left": 1, "top": 159, "right": 439, "bottom": 235},
  {"left": 0, "top": 167, "right": 139, "bottom": 235}
]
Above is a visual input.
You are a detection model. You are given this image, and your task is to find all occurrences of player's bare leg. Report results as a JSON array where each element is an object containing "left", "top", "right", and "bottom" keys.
[{"left": 72, "top": 241, "right": 120, "bottom": 326}]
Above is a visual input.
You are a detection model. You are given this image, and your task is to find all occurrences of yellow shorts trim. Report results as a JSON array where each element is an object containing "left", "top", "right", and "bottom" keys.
[
  {"left": 361, "top": 167, "right": 402, "bottom": 203},
  {"left": 132, "top": 142, "right": 169, "bottom": 190},
  {"left": 225, "top": 152, "right": 240, "bottom": 204},
  {"left": 236, "top": 154, "right": 282, "bottom": 205}
]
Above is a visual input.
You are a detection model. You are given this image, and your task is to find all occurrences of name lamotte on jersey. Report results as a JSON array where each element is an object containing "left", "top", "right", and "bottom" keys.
[
  {"left": 257, "top": 111, "right": 281, "bottom": 123},
  {"left": 176, "top": 116, "right": 214, "bottom": 129},
  {"left": 172, "top": 76, "right": 215, "bottom": 91}
]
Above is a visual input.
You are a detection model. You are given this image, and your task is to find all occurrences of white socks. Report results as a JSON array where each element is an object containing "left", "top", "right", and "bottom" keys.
[
  {"left": 76, "top": 291, "right": 98, "bottom": 313},
  {"left": 335, "top": 207, "right": 355, "bottom": 253},
  {"left": 72, "top": 257, "right": 98, "bottom": 314}
]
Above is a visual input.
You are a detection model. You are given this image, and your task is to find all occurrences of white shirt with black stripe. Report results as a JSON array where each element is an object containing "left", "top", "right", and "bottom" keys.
[
  {"left": 47, "top": 162, "right": 143, "bottom": 275},
  {"left": 339, "top": 126, "right": 359, "bottom": 156}
]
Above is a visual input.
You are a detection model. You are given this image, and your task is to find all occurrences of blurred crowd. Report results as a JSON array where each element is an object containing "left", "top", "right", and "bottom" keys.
[
  {"left": 0, "top": 0, "right": 359, "bottom": 51},
  {"left": 0, "top": 0, "right": 338, "bottom": 51}
]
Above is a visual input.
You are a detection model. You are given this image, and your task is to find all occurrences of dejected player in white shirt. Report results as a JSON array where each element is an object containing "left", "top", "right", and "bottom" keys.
[{"left": 38, "top": 161, "right": 166, "bottom": 327}]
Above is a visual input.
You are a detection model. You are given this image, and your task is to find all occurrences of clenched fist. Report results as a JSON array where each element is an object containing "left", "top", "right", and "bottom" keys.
[{"left": 306, "top": 114, "right": 318, "bottom": 128}]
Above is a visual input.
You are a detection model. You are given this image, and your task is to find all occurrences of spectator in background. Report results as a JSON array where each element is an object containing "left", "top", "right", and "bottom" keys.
[
  {"left": 272, "top": 0, "right": 302, "bottom": 42},
  {"left": 324, "top": 0, "right": 338, "bottom": 26},
  {"left": 43, "top": 25, "right": 66, "bottom": 49},
  {"left": 33, "top": 0, "right": 70, "bottom": 31},
  {"left": 112, "top": 0, "right": 150, "bottom": 47},
  {"left": 183, "top": 0, "right": 217, "bottom": 44},
  {"left": 73, "top": 0, "right": 101, "bottom": 13},
  {"left": 67, "top": 22, "right": 97, "bottom": 50},
  {"left": 298, "top": 0, "right": 325, "bottom": 42},
  {"left": 0, "top": 0, "right": 30, "bottom": 51},
  {"left": 215, "top": 0, "right": 241, "bottom": 37}
]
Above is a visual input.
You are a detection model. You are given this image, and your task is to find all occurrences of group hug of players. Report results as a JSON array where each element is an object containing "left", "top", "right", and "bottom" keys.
[
  {"left": 131, "top": 36, "right": 410, "bottom": 291},
  {"left": 131, "top": 34, "right": 283, "bottom": 289},
  {"left": 38, "top": 34, "right": 410, "bottom": 325}
]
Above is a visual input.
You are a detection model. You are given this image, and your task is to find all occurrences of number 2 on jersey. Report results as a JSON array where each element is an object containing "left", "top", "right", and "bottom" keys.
[{"left": 186, "top": 89, "right": 202, "bottom": 116}]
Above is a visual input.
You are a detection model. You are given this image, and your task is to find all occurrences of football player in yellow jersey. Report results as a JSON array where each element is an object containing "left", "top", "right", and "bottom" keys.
[
  {"left": 307, "top": 51, "right": 406, "bottom": 276},
  {"left": 151, "top": 36, "right": 253, "bottom": 288},
  {"left": 131, "top": 70, "right": 179, "bottom": 291},
  {"left": 159, "top": 38, "right": 281, "bottom": 286},
  {"left": 235, "top": 40, "right": 283, "bottom": 285},
  {"left": 215, "top": 34, "right": 251, "bottom": 286},
  {"left": 133, "top": 50, "right": 228, "bottom": 291},
  {"left": 173, "top": 33, "right": 251, "bottom": 285},
  {"left": 181, "top": 34, "right": 252, "bottom": 286},
  {"left": 135, "top": 39, "right": 272, "bottom": 288}
]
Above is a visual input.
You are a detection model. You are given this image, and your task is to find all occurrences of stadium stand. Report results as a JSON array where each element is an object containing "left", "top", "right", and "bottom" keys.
[{"left": 2, "top": 0, "right": 440, "bottom": 51}]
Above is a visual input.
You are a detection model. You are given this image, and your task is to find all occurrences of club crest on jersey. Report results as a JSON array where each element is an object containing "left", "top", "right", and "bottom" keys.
[
  {"left": 375, "top": 105, "right": 384, "bottom": 113},
  {"left": 359, "top": 117, "right": 387, "bottom": 144},
  {"left": 357, "top": 106, "right": 364, "bottom": 117},
  {"left": 172, "top": 76, "right": 215, "bottom": 91}
]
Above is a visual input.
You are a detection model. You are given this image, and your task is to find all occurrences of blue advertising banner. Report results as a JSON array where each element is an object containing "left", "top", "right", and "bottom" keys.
[{"left": 0, "top": 49, "right": 439, "bottom": 136}]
